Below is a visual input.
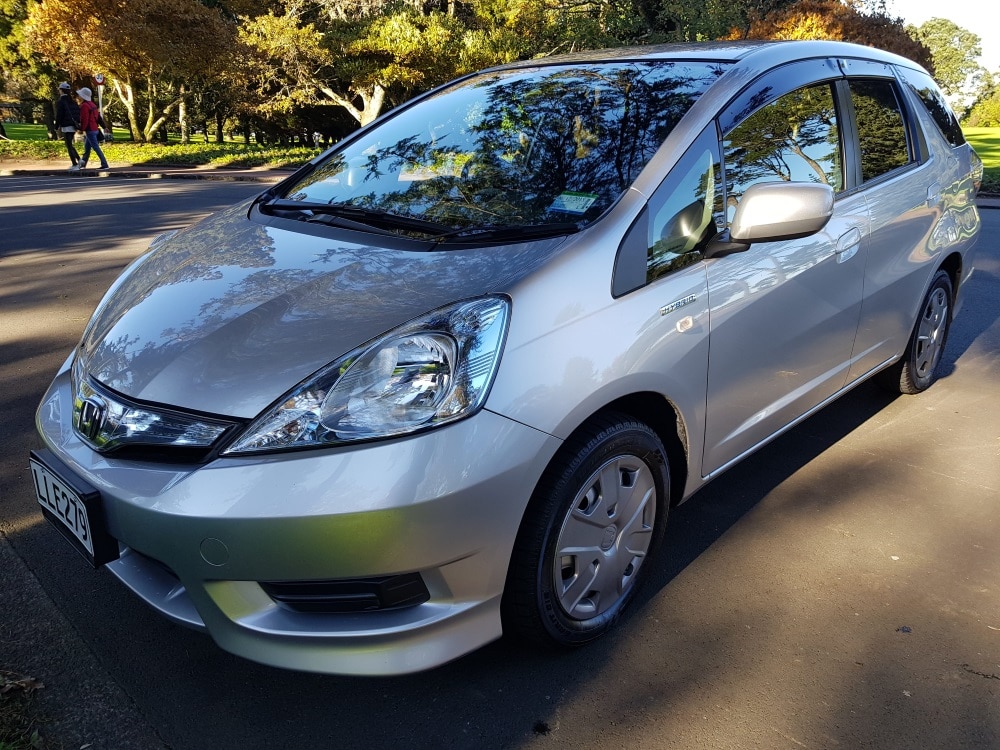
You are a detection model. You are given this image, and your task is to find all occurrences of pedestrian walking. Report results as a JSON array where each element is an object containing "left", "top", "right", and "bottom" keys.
[
  {"left": 54, "top": 82, "right": 81, "bottom": 168},
  {"left": 70, "top": 87, "right": 109, "bottom": 171}
]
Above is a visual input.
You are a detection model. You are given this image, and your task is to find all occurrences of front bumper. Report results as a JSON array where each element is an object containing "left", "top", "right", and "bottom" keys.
[{"left": 35, "top": 366, "right": 560, "bottom": 675}]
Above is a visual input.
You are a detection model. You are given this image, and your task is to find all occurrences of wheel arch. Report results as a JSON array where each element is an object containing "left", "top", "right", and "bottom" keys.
[
  {"left": 537, "top": 392, "right": 691, "bottom": 510},
  {"left": 601, "top": 393, "right": 689, "bottom": 507},
  {"left": 938, "top": 251, "right": 963, "bottom": 296}
]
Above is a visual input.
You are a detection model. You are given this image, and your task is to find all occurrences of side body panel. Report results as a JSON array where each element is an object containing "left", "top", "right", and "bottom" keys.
[
  {"left": 486, "top": 190, "right": 711, "bottom": 458},
  {"left": 847, "top": 67, "right": 982, "bottom": 380},
  {"left": 702, "top": 192, "right": 868, "bottom": 474}
]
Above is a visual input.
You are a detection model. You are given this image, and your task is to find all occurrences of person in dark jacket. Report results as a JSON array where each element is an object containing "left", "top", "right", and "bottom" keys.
[
  {"left": 70, "top": 87, "right": 109, "bottom": 171},
  {"left": 54, "top": 82, "right": 81, "bottom": 168}
]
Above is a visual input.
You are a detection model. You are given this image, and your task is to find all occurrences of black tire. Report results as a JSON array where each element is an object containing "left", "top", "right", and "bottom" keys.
[
  {"left": 502, "top": 413, "right": 669, "bottom": 647},
  {"left": 878, "top": 270, "right": 953, "bottom": 395}
]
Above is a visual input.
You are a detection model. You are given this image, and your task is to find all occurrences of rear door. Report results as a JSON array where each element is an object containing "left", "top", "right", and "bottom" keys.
[{"left": 843, "top": 61, "right": 975, "bottom": 381}]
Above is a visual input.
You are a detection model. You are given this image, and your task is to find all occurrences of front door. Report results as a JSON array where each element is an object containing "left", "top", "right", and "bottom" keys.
[{"left": 702, "top": 72, "right": 868, "bottom": 475}]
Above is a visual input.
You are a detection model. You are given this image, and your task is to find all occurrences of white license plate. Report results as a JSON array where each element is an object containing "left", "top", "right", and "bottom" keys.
[{"left": 30, "top": 456, "right": 95, "bottom": 557}]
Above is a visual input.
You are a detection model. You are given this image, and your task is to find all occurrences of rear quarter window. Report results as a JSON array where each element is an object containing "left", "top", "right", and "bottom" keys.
[{"left": 896, "top": 67, "right": 966, "bottom": 147}]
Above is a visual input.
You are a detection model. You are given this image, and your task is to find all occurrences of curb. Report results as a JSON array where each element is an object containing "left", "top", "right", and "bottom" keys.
[{"left": 0, "top": 536, "right": 169, "bottom": 749}]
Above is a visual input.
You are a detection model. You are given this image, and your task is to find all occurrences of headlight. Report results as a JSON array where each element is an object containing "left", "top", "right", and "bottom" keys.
[{"left": 223, "top": 296, "right": 510, "bottom": 454}]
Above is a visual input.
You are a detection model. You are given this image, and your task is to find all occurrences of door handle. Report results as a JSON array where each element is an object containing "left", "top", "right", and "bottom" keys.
[
  {"left": 835, "top": 227, "right": 861, "bottom": 263},
  {"left": 927, "top": 182, "right": 941, "bottom": 206}
]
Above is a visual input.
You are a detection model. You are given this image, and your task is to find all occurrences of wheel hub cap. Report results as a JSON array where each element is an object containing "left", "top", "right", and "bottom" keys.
[{"left": 552, "top": 455, "right": 657, "bottom": 620}]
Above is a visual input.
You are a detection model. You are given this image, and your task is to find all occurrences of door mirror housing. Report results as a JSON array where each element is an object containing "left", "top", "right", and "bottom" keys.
[{"left": 706, "top": 182, "right": 835, "bottom": 258}]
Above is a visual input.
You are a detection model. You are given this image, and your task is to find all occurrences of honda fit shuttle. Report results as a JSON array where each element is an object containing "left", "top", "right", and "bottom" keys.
[{"left": 31, "top": 40, "right": 982, "bottom": 675}]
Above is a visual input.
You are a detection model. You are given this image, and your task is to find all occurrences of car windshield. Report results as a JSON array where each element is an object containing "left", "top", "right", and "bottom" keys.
[{"left": 278, "top": 60, "right": 728, "bottom": 236}]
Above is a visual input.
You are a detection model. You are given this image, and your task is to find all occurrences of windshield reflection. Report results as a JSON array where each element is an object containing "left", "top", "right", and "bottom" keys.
[{"left": 284, "top": 62, "right": 728, "bottom": 233}]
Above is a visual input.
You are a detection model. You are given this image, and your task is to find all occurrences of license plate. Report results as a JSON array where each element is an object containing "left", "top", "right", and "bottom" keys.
[{"left": 29, "top": 449, "right": 119, "bottom": 567}]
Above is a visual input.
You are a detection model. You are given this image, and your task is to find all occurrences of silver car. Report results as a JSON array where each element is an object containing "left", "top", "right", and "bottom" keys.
[{"left": 31, "top": 40, "right": 982, "bottom": 675}]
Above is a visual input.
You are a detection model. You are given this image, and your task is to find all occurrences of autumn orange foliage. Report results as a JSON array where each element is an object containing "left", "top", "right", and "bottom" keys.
[{"left": 724, "top": 0, "right": 933, "bottom": 73}]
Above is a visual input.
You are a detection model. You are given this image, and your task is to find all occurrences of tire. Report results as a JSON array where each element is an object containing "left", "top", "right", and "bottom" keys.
[
  {"left": 878, "top": 270, "right": 953, "bottom": 395},
  {"left": 502, "top": 414, "right": 669, "bottom": 647}
]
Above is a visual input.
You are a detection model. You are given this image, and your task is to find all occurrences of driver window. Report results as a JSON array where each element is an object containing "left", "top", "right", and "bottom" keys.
[{"left": 723, "top": 83, "right": 843, "bottom": 225}]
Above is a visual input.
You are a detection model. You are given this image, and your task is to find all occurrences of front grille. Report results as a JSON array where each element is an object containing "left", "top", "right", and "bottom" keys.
[{"left": 260, "top": 573, "right": 430, "bottom": 614}]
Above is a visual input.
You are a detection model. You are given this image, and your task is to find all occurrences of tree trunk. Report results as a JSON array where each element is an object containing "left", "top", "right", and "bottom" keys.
[
  {"left": 215, "top": 111, "right": 225, "bottom": 143},
  {"left": 143, "top": 77, "right": 157, "bottom": 141},
  {"left": 112, "top": 78, "right": 143, "bottom": 142},
  {"left": 142, "top": 84, "right": 186, "bottom": 142},
  {"left": 318, "top": 83, "right": 387, "bottom": 127},
  {"left": 179, "top": 83, "right": 189, "bottom": 144}
]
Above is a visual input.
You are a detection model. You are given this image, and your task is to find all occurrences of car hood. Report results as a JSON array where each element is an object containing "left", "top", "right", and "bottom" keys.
[{"left": 77, "top": 201, "right": 567, "bottom": 418}]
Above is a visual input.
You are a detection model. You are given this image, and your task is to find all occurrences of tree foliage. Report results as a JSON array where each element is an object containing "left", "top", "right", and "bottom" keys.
[
  {"left": 7, "top": 0, "right": 969, "bottom": 144},
  {"left": 727, "top": 0, "right": 932, "bottom": 71},
  {"left": 660, "top": 0, "right": 793, "bottom": 42},
  {"left": 238, "top": 0, "right": 673, "bottom": 127},
  {"left": 1, "top": 0, "right": 64, "bottom": 135},
  {"left": 964, "top": 71, "right": 999, "bottom": 127},
  {"left": 240, "top": 4, "right": 478, "bottom": 126},
  {"left": 909, "top": 17, "right": 984, "bottom": 112},
  {"left": 24, "top": 0, "right": 237, "bottom": 141}
]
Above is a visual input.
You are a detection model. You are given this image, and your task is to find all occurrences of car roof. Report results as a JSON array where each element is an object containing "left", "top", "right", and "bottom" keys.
[{"left": 494, "top": 39, "right": 924, "bottom": 73}]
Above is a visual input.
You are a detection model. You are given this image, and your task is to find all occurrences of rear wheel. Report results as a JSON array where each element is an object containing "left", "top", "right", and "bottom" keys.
[
  {"left": 878, "top": 270, "right": 953, "bottom": 394},
  {"left": 502, "top": 414, "right": 669, "bottom": 646}
]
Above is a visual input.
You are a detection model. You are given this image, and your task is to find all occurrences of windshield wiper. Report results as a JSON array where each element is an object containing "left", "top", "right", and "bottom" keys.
[
  {"left": 433, "top": 222, "right": 581, "bottom": 244},
  {"left": 259, "top": 200, "right": 580, "bottom": 244},
  {"left": 261, "top": 199, "right": 451, "bottom": 235}
]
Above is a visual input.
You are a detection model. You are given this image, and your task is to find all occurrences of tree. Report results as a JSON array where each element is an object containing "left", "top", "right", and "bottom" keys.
[
  {"left": 659, "top": 0, "right": 795, "bottom": 42},
  {"left": 726, "top": 0, "right": 932, "bottom": 71},
  {"left": 0, "top": 0, "right": 65, "bottom": 137},
  {"left": 24, "top": 0, "right": 237, "bottom": 141},
  {"left": 241, "top": 5, "right": 477, "bottom": 127},
  {"left": 241, "top": 0, "right": 529, "bottom": 128},
  {"left": 239, "top": 0, "right": 677, "bottom": 130},
  {"left": 910, "top": 17, "right": 985, "bottom": 113},
  {"left": 964, "top": 71, "right": 999, "bottom": 127}
]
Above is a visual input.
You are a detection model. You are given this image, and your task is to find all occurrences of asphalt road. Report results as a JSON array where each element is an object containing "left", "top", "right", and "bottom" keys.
[{"left": 1, "top": 174, "right": 998, "bottom": 750}]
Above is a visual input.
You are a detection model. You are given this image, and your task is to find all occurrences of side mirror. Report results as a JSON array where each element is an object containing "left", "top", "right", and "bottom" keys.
[{"left": 705, "top": 182, "right": 835, "bottom": 258}]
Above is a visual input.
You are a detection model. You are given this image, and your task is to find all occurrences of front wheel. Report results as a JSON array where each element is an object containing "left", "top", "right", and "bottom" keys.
[
  {"left": 502, "top": 414, "right": 669, "bottom": 647},
  {"left": 878, "top": 270, "right": 953, "bottom": 395}
]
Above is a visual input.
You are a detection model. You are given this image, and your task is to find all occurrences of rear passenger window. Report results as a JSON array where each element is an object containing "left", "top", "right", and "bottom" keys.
[
  {"left": 848, "top": 79, "right": 913, "bottom": 182},
  {"left": 898, "top": 68, "right": 966, "bottom": 147},
  {"left": 723, "top": 83, "right": 842, "bottom": 224}
]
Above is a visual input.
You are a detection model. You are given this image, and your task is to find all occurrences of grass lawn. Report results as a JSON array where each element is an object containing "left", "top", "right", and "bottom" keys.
[
  {"left": 963, "top": 127, "right": 1000, "bottom": 193},
  {"left": 3, "top": 121, "right": 247, "bottom": 145},
  {"left": 1, "top": 123, "right": 50, "bottom": 141},
  {"left": 1, "top": 122, "right": 317, "bottom": 169},
  {"left": 0, "top": 671, "right": 45, "bottom": 750}
]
